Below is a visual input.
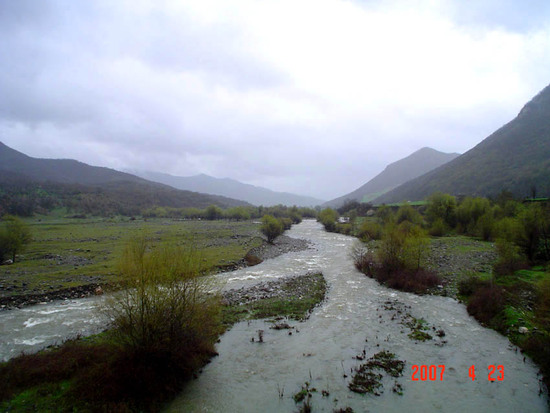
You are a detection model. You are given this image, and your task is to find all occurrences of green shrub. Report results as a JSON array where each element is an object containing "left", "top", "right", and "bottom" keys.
[
  {"left": 318, "top": 208, "right": 338, "bottom": 232},
  {"left": 428, "top": 218, "right": 449, "bottom": 237},
  {"left": 426, "top": 192, "right": 457, "bottom": 228},
  {"left": 493, "top": 239, "right": 528, "bottom": 276},
  {"left": 0, "top": 215, "right": 32, "bottom": 263},
  {"left": 358, "top": 220, "right": 382, "bottom": 241},
  {"left": 261, "top": 214, "right": 284, "bottom": 243},
  {"left": 103, "top": 237, "right": 221, "bottom": 355},
  {"left": 279, "top": 217, "right": 292, "bottom": 231}
]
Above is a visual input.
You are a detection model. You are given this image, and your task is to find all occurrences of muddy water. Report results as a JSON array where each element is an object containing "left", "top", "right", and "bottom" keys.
[
  {"left": 166, "top": 220, "right": 547, "bottom": 412},
  {"left": 0, "top": 220, "right": 547, "bottom": 412}
]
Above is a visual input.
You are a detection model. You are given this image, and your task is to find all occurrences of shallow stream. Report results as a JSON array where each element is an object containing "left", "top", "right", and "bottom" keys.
[{"left": 0, "top": 220, "right": 547, "bottom": 412}]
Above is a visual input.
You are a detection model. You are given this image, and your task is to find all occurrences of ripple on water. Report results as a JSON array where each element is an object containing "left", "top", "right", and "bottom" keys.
[{"left": 23, "top": 317, "right": 53, "bottom": 328}]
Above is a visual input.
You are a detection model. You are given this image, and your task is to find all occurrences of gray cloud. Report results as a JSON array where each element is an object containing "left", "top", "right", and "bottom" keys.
[{"left": 1, "top": 0, "right": 549, "bottom": 200}]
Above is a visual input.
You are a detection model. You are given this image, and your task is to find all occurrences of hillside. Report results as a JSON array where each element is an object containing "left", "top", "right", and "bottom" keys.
[
  {"left": 375, "top": 84, "right": 550, "bottom": 203},
  {"left": 325, "top": 147, "right": 459, "bottom": 208},
  {"left": 131, "top": 170, "right": 325, "bottom": 207},
  {"left": 0, "top": 142, "right": 249, "bottom": 215},
  {"left": 0, "top": 141, "right": 147, "bottom": 186}
]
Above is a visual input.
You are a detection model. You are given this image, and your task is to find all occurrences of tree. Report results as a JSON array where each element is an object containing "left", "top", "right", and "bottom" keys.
[
  {"left": 103, "top": 237, "right": 221, "bottom": 356},
  {"left": 0, "top": 215, "right": 32, "bottom": 263},
  {"left": 204, "top": 205, "right": 223, "bottom": 220},
  {"left": 426, "top": 192, "right": 457, "bottom": 228},
  {"left": 318, "top": 208, "right": 338, "bottom": 232},
  {"left": 260, "top": 214, "right": 284, "bottom": 243}
]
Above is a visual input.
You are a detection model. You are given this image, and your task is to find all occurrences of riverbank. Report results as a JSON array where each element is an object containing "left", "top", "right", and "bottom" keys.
[
  {"left": 0, "top": 225, "right": 310, "bottom": 310},
  {"left": 0, "top": 271, "right": 326, "bottom": 412}
]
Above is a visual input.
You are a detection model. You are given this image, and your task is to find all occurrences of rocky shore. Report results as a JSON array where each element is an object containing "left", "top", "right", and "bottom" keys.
[
  {"left": 222, "top": 272, "right": 323, "bottom": 306},
  {"left": 0, "top": 234, "right": 311, "bottom": 311},
  {"left": 0, "top": 284, "right": 103, "bottom": 310}
]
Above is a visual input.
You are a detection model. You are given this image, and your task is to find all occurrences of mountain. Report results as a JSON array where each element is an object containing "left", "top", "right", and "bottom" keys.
[
  {"left": 130, "top": 170, "right": 325, "bottom": 207},
  {"left": 324, "top": 147, "right": 459, "bottom": 208},
  {"left": 374, "top": 84, "right": 550, "bottom": 204},
  {"left": 0, "top": 142, "right": 249, "bottom": 215},
  {"left": 0, "top": 141, "right": 147, "bottom": 186}
]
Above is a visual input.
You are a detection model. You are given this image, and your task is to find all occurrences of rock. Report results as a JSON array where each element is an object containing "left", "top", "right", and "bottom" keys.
[{"left": 518, "top": 326, "right": 529, "bottom": 334}]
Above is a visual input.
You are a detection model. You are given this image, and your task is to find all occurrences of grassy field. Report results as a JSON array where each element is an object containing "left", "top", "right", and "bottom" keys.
[{"left": 0, "top": 213, "right": 264, "bottom": 299}]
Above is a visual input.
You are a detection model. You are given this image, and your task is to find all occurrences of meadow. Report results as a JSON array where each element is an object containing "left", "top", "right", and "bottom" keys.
[{"left": 0, "top": 212, "right": 264, "bottom": 301}]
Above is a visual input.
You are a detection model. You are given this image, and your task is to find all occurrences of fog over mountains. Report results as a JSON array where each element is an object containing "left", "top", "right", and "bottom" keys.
[{"left": 129, "top": 170, "right": 325, "bottom": 207}]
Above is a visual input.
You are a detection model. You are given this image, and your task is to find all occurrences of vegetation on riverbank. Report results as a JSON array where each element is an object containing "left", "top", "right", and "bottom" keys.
[
  {"left": 0, "top": 243, "right": 326, "bottom": 412},
  {"left": 321, "top": 193, "right": 550, "bottom": 392},
  {"left": 0, "top": 214, "right": 262, "bottom": 301}
]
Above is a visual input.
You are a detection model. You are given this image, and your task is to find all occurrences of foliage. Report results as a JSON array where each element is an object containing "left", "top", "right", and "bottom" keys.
[
  {"left": 280, "top": 217, "right": 293, "bottom": 230},
  {"left": 395, "top": 204, "right": 423, "bottom": 226},
  {"left": 0, "top": 215, "right": 32, "bottom": 263},
  {"left": 224, "top": 206, "right": 251, "bottom": 221},
  {"left": 357, "top": 220, "right": 383, "bottom": 241},
  {"left": 455, "top": 197, "right": 492, "bottom": 236},
  {"left": 353, "top": 221, "right": 439, "bottom": 294},
  {"left": 425, "top": 192, "right": 457, "bottom": 229},
  {"left": 204, "top": 204, "right": 224, "bottom": 220},
  {"left": 466, "top": 284, "right": 506, "bottom": 324},
  {"left": 493, "top": 239, "right": 528, "bottom": 276},
  {"left": 104, "top": 237, "right": 222, "bottom": 355},
  {"left": 376, "top": 205, "right": 393, "bottom": 225},
  {"left": 260, "top": 214, "right": 284, "bottom": 243},
  {"left": 318, "top": 208, "right": 339, "bottom": 232}
]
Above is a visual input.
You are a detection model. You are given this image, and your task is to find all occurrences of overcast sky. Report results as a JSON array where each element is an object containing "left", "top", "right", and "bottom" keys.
[{"left": 1, "top": 0, "right": 549, "bottom": 200}]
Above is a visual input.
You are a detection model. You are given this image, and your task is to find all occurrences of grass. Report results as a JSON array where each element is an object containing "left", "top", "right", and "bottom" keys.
[
  {"left": 1, "top": 215, "right": 264, "bottom": 299},
  {"left": 222, "top": 273, "right": 327, "bottom": 326}
]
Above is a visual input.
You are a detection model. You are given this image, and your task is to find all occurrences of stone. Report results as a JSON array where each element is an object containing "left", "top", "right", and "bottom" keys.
[{"left": 518, "top": 326, "right": 529, "bottom": 334}]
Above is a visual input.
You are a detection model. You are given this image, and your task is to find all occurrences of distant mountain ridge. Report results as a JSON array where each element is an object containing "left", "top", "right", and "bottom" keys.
[
  {"left": 375, "top": 83, "right": 550, "bottom": 203},
  {"left": 130, "top": 170, "right": 325, "bottom": 207},
  {"left": 325, "top": 147, "right": 459, "bottom": 208},
  {"left": 0, "top": 141, "right": 147, "bottom": 186},
  {"left": 0, "top": 142, "right": 249, "bottom": 214}
]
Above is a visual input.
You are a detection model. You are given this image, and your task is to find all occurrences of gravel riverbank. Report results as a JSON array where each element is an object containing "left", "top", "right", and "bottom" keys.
[{"left": 0, "top": 234, "right": 311, "bottom": 311}]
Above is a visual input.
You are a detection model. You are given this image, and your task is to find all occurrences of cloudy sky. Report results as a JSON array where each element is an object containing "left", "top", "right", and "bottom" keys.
[{"left": 1, "top": 0, "right": 549, "bottom": 200}]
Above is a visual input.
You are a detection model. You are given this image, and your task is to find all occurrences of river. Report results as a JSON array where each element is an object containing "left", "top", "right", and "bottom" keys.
[{"left": 0, "top": 220, "right": 547, "bottom": 412}]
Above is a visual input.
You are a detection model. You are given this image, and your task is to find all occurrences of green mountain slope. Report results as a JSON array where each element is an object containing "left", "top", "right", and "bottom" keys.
[
  {"left": 324, "top": 147, "right": 459, "bottom": 208},
  {"left": 375, "top": 84, "right": 550, "bottom": 203}
]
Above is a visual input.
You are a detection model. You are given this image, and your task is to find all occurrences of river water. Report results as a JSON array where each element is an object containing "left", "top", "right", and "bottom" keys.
[{"left": 0, "top": 220, "right": 547, "bottom": 412}]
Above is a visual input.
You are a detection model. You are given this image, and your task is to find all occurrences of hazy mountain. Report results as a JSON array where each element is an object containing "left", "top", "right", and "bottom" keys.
[
  {"left": 375, "top": 83, "right": 550, "bottom": 204},
  {"left": 0, "top": 142, "right": 249, "bottom": 214},
  {"left": 130, "top": 170, "right": 325, "bottom": 207},
  {"left": 325, "top": 147, "right": 459, "bottom": 208}
]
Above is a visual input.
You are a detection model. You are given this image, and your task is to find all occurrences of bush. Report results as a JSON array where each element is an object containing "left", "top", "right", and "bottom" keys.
[
  {"left": 279, "top": 217, "right": 292, "bottom": 230},
  {"left": 0, "top": 215, "right": 32, "bottom": 263},
  {"left": 376, "top": 268, "right": 440, "bottom": 294},
  {"left": 204, "top": 205, "right": 223, "bottom": 220},
  {"left": 358, "top": 220, "right": 382, "bottom": 241},
  {"left": 395, "top": 204, "right": 423, "bottom": 226},
  {"left": 426, "top": 192, "right": 457, "bottom": 228},
  {"left": 493, "top": 239, "right": 529, "bottom": 276},
  {"left": 428, "top": 218, "right": 449, "bottom": 236},
  {"left": 104, "top": 237, "right": 221, "bottom": 356},
  {"left": 457, "top": 273, "right": 487, "bottom": 297},
  {"left": 466, "top": 284, "right": 506, "bottom": 324},
  {"left": 318, "top": 208, "right": 338, "bottom": 232},
  {"left": 261, "top": 214, "right": 284, "bottom": 243},
  {"left": 351, "top": 243, "right": 377, "bottom": 277}
]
